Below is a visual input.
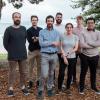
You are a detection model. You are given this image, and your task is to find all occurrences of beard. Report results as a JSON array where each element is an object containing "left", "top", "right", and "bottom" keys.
[
  {"left": 14, "top": 20, "right": 20, "bottom": 26},
  {"left": 56, "top": 19, "right": 62, "bottom": 24},
  {"left": 47, "top": 24, "right": 53, "bottom": 29}
]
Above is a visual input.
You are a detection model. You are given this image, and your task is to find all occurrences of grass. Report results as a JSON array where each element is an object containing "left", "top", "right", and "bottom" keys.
[
  {"left": 0, "top": 53, "right": 7, "bottom": 60},
  {"left": 99, "top": 47, "right": 100, "bottom": 51}
]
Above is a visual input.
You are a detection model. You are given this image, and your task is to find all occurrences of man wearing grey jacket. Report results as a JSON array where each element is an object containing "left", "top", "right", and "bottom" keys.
[{"left": 79, "top": 17, "right": 100, "bottom": 95}]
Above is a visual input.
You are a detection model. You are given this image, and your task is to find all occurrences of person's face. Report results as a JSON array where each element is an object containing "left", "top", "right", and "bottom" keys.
[
  {"left": 55, "top": 14, "right": 62, "bottom": 24},
  {"left": 46, "top": 18, "right": 54, "bottom": 28},
  {"left": 13, "top": 13, "right": 21, "bottom": 26},
  {"left": 87, "top": 20, "right": 95, "bottom": 30},
  {"left": 66, "top": 24, "right": 73, "bottom": 34},
  {"left": 77, "top": 18, "right": 83, "bottom": 25},
  {"left": 31, "top": 17, "right": 38, "bottom": 27}
]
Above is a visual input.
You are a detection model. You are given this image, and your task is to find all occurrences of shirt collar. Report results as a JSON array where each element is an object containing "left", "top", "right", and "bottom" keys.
[
  {"left": 76, "top": 25, "right": 84, "bottom": 29},
  {"left": 32, "top": 26, "right": 38, "bottom": 29}
]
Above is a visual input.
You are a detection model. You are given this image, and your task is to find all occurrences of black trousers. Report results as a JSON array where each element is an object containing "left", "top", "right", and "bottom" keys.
[
  {"left": 79, "top": 53, "right": 99, "bottom": 90},
  {"left": 54, "top": 53, "right": 63, "bottom": 80},
  {"left": 72, "top": 53, "right": 82, "bottom": 81},
  {"left": 58, "top": 57, "right": 76, "bottom": 89},
  {"left": 58, "top": 53, "right": 64, "bottom": 69}
]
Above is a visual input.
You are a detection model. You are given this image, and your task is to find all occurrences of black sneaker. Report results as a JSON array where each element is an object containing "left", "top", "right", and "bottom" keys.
[
  {"left": 27, "top": 81, "right": 33, "bottom": 89},
  {"left": 47, "top": 89, "right": 54, "bottom": 97},
  {"left": 64, "top": 89, "right": 72, "bottom": 96},
  {"left": 22, "top": 88, "right": 30, "bottom": 96},
  {"left": 79, "top": 88, "right": 84, "bottom": 95},
  {"left": 7, "top": 90, "right": 14, "bottom": 97},
  {"left": 92, "top": 88, "right": 100, "bottom": 95}
]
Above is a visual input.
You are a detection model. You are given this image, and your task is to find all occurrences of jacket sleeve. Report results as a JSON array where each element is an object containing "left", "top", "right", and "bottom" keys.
[
  {"left": 79, "top": 33, "right": 93, "bottom": 49},
  {"left": 3, "top": 28, "right": 10, "bottom": 51},
  {"left": 87, "top": 31, "right": 100, "bottom": 47},
  {"left": 27, "top": 29, "right": 33, "bottom": 43}
]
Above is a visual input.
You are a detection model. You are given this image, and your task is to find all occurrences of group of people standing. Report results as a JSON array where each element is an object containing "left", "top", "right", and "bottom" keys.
[{"left": 3, "top": 12, "right": 100, "bottom": 99}]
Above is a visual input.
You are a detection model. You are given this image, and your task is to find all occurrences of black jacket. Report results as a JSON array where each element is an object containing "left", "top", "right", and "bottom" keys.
[
  {"left": 3, "top": 26, "right": 27, "bottom": 60},
  {"left": 27, "top": 26, "right": 42, "bottom": 52}
]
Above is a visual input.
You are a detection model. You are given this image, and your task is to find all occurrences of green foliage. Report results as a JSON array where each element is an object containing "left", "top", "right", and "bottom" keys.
[
  {"left": 0, "top": 54, "right": 7, "bottom": 60},
  {"left": 0, "top": 0, "right": 44, "bottom": 18},
  {"left": 71, "top": 0, "right": 100, "bottom": 30},
  {"left": 0, "top": 0, "right": 6, "bottom": 19}
]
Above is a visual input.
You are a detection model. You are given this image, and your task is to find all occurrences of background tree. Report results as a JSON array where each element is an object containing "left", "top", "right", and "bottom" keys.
[
  {"left": 0, "top": 0, "right": 44, "bottom": 19},
  {"left": 71, "top": 0, "right": 100, "bottom": 30},
  {"left": 0, "top": 0, "right": 5, "bottom": 19}
]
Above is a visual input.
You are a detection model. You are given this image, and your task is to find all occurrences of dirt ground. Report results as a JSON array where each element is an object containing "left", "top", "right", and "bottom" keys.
[{"left": 0, "top": 66, "right": 100, "bottom": 100}]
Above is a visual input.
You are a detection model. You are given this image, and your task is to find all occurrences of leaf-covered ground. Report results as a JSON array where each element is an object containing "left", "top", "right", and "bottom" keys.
[{"left": 0, "top": 66, "right": 100, "bottom": 100}]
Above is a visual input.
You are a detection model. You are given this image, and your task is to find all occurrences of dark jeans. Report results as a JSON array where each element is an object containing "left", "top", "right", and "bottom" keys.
[
  {"left": 54, "top": 53, "right": 63, "bottom": 80},
  {"left": 58, "top": 57, "right": 76, "bottom": 89},
  {"left": 58, "top": 53, "right": 64, "bottom": 68},
  {"left": 79, "top": 53, "right": 99, "bottom": 90},
  {"left": 72, "top": 53, "right": 82, "bottom": 81}
]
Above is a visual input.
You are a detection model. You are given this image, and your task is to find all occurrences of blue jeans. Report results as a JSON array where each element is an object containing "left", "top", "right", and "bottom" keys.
[{"left": 38, "top": 53, "right": 58, "bottom": 91}]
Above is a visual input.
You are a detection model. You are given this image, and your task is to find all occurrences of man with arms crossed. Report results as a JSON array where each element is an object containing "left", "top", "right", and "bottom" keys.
[
  {"left": 27, "top": 15, "right": 42, "bottom": 89},
  {"left": 79, "top": 17, "right": 100, "bottom": 95},
  {"left": 37, "top": 15, "right": 60, "bottom": 99}
]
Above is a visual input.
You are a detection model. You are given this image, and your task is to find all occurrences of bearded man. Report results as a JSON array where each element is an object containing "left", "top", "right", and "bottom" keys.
[{"left": 3, "top": 12, "right": 29, "bottom": 97}]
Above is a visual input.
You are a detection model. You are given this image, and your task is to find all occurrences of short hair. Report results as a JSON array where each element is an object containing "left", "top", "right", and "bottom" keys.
[
  {"left": 12, "top": 12, "right": 21, "bottom": 18},
  {"left": 86, "top": 17, "right": 95, "bottom": 24},
  {"left": 56, "top": 12, "right": 63, "bottom": 17},
  {"left": 65, "top": 23, "right": 73, "bottom": 28},
  {"left": 31, "top": 15, "right": 38, "bottom": 21},
  {"left": 76, "top": 15, "right": 83, "bottom": 20},
  {"left": 46, "top": 15, "right": 54, "bottom": 22}
]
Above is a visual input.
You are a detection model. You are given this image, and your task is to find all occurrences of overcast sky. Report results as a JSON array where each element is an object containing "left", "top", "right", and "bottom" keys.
[
  {"left": 0, "top": 0, "right": 82, "bottom": 25},
  {"left": 0, "top": 0, "right": 82, "bottom": 53}
]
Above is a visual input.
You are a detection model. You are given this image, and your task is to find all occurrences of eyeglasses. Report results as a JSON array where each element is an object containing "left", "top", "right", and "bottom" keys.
[{"left": 87, "top": 22, "right": 94, "bottom": 24}]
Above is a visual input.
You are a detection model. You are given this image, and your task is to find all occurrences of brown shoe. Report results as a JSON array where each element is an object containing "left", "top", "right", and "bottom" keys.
[
  {"left": 65, "top": 89, "right": 72, "bottom": 96},
  {"left": 56, "top": 89, "right": 62, "bottom": 95}
]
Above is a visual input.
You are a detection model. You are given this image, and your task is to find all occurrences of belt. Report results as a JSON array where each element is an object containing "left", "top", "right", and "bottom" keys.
[{"left": 42, "top": 52, "right": 57, "bottom": 54}]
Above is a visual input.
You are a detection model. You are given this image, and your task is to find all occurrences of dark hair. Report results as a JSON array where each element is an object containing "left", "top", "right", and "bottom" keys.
[
  {"left": 46, "top": 15, "right": 54, "bottom": 22},
  {"left": 86, "top": 17, "right": 95, "bottom": 24},
  {"left": 65, "top": 23, "right": 73, "bottom": 28},
  {"left": 12, "top": 12, "right": 21, "bottom": 18},
  {"left": 56, "top": 12, "right": 62, "bottom": 17},
  {"left": 31, "top": 15, "right": 38, "bottom": 21},
  {"left": 76, "top": 15, "right": 83, "bottom": 20}
]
